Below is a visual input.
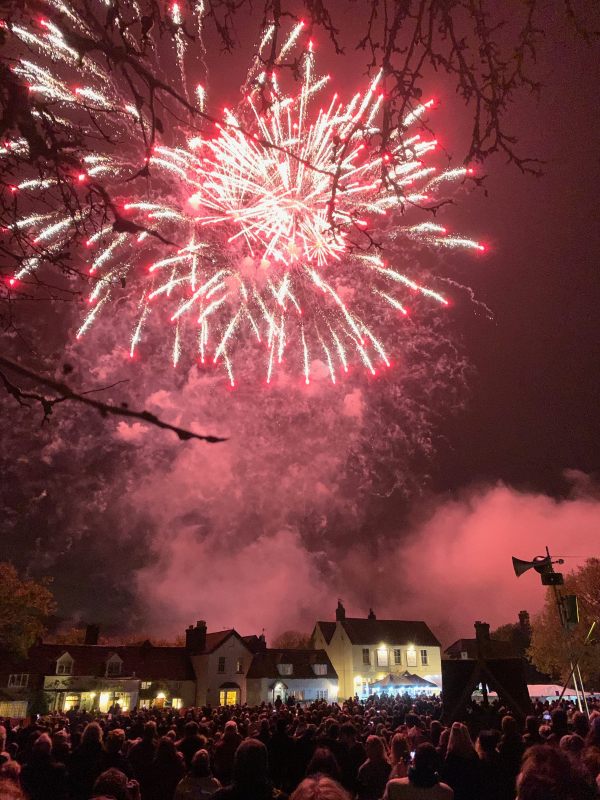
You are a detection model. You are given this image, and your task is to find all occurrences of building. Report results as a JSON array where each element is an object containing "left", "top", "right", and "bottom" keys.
[
  {"left": 185, "top": 621, "right": 259, "bottom": 706},
  {"left": 312, "top": 602, "right": 442, "bottom": 700},
  {"left": 0, "top": 632, "right": 196, "bottom": 715},
  {"left": 0, "top": 621, "right": 262, "bottom": 716},
  {"left": 246, "top": 649, "right": 338, "bottom": 704}
]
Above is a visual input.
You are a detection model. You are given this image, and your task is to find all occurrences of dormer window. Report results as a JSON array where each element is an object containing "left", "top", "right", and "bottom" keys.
[
  {"left": 56, "top": 653, "right": 74, "bottom": 675},
  {"left": 312, "top": 664, "right": 327, "bottom": 676},
  {"left": 105, "top": 654, "right": 123, "bottom": 677},
  {"left": 278, "top": 663, "right": 293, "bottom": 676}
]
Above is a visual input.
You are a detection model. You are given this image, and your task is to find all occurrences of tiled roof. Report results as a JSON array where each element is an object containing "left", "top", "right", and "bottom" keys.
[
  {"left": 445, "top": 638, "right": 517, "bottom": 660},
  {"left": 340, "top": 619, "right": 440, "bottom": 648},
  {"left": 241, "top": 635, "right": 267, "bottom": 654},
  {"left": 203, "top": 630, "right": 236, "bottom": 653},
  {"left": 0, "top": 643, "right": 195, "bottom": 681},
  {"left": 247, "top": 649, "right": 337, "bottom": 680},
  {"left": 315, "top": 622, "right": 337, "bottom": 644}
]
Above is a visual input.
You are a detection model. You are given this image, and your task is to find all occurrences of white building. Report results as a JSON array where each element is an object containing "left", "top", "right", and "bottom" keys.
[
  {"left": 312, "top": 602, "right": 442, "bottom": 700},
  {"left": 246, "top": 648, "right": 338, "bottom": 704}
]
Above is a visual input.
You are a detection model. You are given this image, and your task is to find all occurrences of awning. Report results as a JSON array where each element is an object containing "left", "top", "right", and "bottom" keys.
[
  {"left": 268, "top": 681, "right": 288, "bottom": 690},
  {"left": 370, "top": 672, "right": 438, "bottom": 690}
]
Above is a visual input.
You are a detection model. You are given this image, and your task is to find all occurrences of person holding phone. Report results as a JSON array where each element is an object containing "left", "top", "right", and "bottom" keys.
[{"left": 384, "top": 744, "right": 453, "bottom": 799}]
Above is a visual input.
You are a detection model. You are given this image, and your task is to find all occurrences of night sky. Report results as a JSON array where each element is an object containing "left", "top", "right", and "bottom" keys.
[{"left": 2, "top": 1, "right": 599, "bottom": 644}]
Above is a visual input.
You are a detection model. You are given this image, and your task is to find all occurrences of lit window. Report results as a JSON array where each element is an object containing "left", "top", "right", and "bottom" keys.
[
  {"left": 420, "top": 649, "right": 428, "bottom": 666},
  {"left": 219, "top": 689, "right": 238, "bottom": 706},
  {"left": 218, "top": 657, "right": 226, "bottom": 673},
  {"left": 406, "top": 648, "right": 417, "bottom": 668},
  {"left": 278, "top": 663, "right": 293, "bottom": 676},
  {"left": 376, "top": 648, "right": 388, "bottom": 667},
  {"left": 141, "top": 681, "right": 151, "bottom": 689},
  {"left": 313, "top": 664, "right": 327, "bottom": 676},
  {"left": 362, "top": 649, "right": 370, "bottom": 665},
  {"left": 8, "top": 674, "right": 29, "bottom": 688},
  {"left": 236, "top": 659, "right": 243, "bottom": 674},
  {"left": 316, "top": 689, "right": 328, "bottom": 700},
  {"left": 171, "top": 697, "right": 183, "bottom": 709},
  {"left": 394, "top": 649, "right": 402, "bottom": 665}
]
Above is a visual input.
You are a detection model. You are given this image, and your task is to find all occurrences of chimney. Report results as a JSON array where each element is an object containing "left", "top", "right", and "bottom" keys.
[
  {"left": 367, "top": 608, "right": 376, "bottom": 620},
  {"left": 258, "top": 630, "right": 267, "bottom": 650},
  {"left": 84, "top": 624, "right": 100, "bottom": 645},
  {"left": 186, "top": 620, "right": 207, "bottom": 654},
  {"left": 474, "top": 621, "right": 490, "bottom": 643},
  {"left": 335, "top": 600, "right": 346, "bottom": 621},
  {"left": 518, "top": 610, "right": 531, "bottom": 632}
]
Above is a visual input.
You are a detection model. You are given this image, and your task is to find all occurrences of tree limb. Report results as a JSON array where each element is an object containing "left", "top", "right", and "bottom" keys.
[{"left": 0, "top": 355, "right": 226, "bottom": 443}]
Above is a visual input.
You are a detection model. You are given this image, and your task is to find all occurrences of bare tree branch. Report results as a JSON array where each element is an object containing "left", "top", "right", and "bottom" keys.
[{"left": 0, "top": 355, "right": 226, "bottom": 442}]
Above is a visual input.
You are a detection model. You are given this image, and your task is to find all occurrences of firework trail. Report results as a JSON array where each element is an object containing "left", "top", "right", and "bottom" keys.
[{"left": 4, "top": 5, "right": 484, "bottom": 386}]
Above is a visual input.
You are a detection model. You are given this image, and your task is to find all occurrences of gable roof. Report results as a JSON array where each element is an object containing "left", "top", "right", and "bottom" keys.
[
  {"left": 445, "top": 638, "right": 517, "bottom": 660},
  {"left": 247, "top": 649, "right": 337, "bottom": 680},
  {"left": 0, "top": 643, "right": 195, "bottom": 681},
  {"left": 203, "top": 630, "right": 236, "bottom": 653},
  {"left": 315, "top": 622, "right": 337, "bottom": 644},
  {"left": 339, "top": 618, "right": 440, "bottom": 648}
]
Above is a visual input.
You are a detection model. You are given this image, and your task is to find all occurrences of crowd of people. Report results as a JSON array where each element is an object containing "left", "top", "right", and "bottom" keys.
[{"left": 1, "top": 694, "right": 600, "bottom": 800}]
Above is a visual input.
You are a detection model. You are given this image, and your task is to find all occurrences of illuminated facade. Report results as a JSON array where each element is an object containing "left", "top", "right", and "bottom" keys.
[
  {"left": 311, "top": 603, "right": 442, "bottom": 700},
  {"left": 246, "top": 648, "right": 338, "bottom": 705}
]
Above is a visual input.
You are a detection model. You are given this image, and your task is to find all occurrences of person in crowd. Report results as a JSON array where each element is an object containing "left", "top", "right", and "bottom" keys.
[
  {"left": 20, "top": 733, "right": 68, "bottom": 800},
  {"left": 127, "top": 721, "right": 158, "bottom": 799},
  {"left": 290, "top": 775, "right": 351, "bottom": 800},
  {"left": 357, "top": 735, "right": 391, "bottom": 800},
  {"left": 305, "top": 747, "right": 342, "bottom": 783},
  {"left": 384, "top": 743, "right": 454, "bottom": 800},
  {"left": 146, "top": 736, "right": 185, "bottom": 800},
  {"left": 522, "top": 717, "right": 543, "bottom": 749},
  {"left": 476, "top": 730, "right": 503, "bottom": 800},
  {"left": 212, "top": 738, "right": 284, "bottom": 800},
  {"left": 213, "top": 721, "right": 242, "bottom": 787},
  {"left": 101, "top": 729, "right": 132, "bottom": 777},
  {"left": 0, "top": 777, "right": 26, "bottom": 800},
  {"left": 177, "top": 722, "right": 206, "bottom": 769},
  {"left": 337, "top": 723, "right": 366, "bottom": 792},
  {"left": 516, "top": 744, "right": 597, "bottom": 800},
  {"left": 269, "top": 717, "right": 294, "bottom": 791},
  {"left": 175, "top": 748, "right": 221, "bottom": 800},
  {"left": 440, "top": 723, "right": 480, "bottom": 800},
  {"left": 91, "top": 767, "right": 141, "bottom": 800},
  {"left": 389, "top": 733, "right": 411, "bottom": 780},
  {"left": 497, "top": 715, "right": 525, "bottom": 799},
  {"left": 69, "top": 722, "right": 105, "bottom": 800}
]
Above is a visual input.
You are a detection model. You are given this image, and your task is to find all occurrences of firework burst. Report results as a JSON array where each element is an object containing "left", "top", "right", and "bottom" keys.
[{"left": 4, "top": 6, "right": 484, "bottom": 386}]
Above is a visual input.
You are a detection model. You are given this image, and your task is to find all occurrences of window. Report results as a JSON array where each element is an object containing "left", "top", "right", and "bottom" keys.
[
  {"left": 376, "top": 648, "right": 388, "bottom": 667},
  {"left": 236, "top": 659, "right": 244, "bottom": 674},
  {"left": 362, "top": 648, "right": 370, "bottom": 665},
  {"left": 406, "top": 649, "right": 417, "bottom": 668},
  {"left": 219, "top": 689, "right": 238, "bottom": 706},
  {"left": 56, "top": 654, "right": 74, "bottom": 675},
  {"left": 316, "top": 689, "right": 328, "bottom": 700},
  {"left": 218, "top": 657, "right": 226, "bottom": 673},
  {"left": 460, "top": 651, "right": 468, "bottom": 660},
  {"left": 8, "top": 674, "right": 29, "bottom": 688},
  {"left": 313, "top": 663, "right": 327, "bottom": 676},
  {"left": 141, "top": 681, "right": 152, "bottom": 689},
  {"left": 171, "top": 697, "right": 183, "bottom": 709},
  {"left": 278, "top": 663, "right": 293, "bottom": 676},
  {"left": 106, "top": 660, "right": 122, "bottom": 676},
  {"left": 420, "top": 649, "right": 428, "bottom": 666},
  {"left": 393, "top": 649, "right": 402, "bottom": 665}
]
